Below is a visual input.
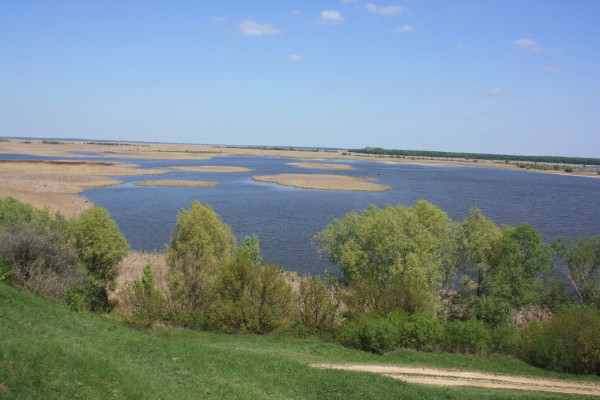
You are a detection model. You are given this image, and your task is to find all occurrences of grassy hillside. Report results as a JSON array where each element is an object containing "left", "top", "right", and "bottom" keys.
[{"left": 1, "top": 283, "right": 597, "bottom": 399}]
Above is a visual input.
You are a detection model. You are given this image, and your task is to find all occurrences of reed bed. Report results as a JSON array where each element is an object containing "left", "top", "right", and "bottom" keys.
[
  {"left": 110, "top": 251, "right": 170, "bottom": 305},
  {"left": 252, "top": 174, "right": 392, "bottom": 191},
  {"left": 134, "top": 180, "right": 218, "bottom": 187},
  {"left": 164, "top": 165, "right": 254, "bottom": 172},
  {"left": 288, "top": 162, "right": 354, "bottom": 170}
]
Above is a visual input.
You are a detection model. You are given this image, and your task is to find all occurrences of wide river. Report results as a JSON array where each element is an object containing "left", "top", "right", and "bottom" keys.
[{"left": 5, "top": 154, "right": 600, "bottom": 275}]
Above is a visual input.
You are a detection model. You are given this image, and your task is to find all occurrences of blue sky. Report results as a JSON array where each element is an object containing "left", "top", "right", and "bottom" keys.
[{"left": 1, "top": 1, "right": 599, "bottom": 157}]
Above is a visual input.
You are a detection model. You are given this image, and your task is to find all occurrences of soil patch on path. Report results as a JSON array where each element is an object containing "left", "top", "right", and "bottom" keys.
[{"left": 310, "top": 364, "right": 600, "bottom": 397}]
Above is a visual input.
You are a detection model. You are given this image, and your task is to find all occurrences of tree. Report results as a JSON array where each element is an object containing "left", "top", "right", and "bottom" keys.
[
  {"left": 238, "top": 234, "right": 261, "bottom": 264},
  {"left": 477, "top": 223, "right": 552, "bottom": 324},
  {"left": 165, "top": 201, "right": 237, "bottom": 326},
  {"left": 315, "top": 200, "right": 454, "bottom": 314},
  {"left": 454, "top": 208, "right": 502, "bottom": 298},
  {"left": 552, "top": 236, "right": 600, "bottom": 307},
  {"left": 68, "top": 206, "right": 129, "bottom": 311}
]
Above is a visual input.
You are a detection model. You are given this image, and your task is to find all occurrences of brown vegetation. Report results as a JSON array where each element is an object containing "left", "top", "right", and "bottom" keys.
[
  {"left": 0, "top": 160, "right": 165, "bottom": 218},
  {"left": 288, "top": 162, "right": 354, "bottom": 170},
  {"left": 164, "top": 165, "right": 254, "bottom": 173},
  {"left": 252, "top": 174, "right": 392, "bottom": 191},
  {"left": 134, "top": 180, "right": 218, "bottom": 187},
  {"left": 110, "top": 251, "right": 170, "bottom": 306}
]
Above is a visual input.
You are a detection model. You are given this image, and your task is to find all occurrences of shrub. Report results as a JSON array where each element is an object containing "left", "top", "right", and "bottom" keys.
[
  {"left": 491, "top": 323, "right": 518, "bottom": 355},
  {"left": 208, "top": 253, "right": 293, "bottom": 334},
  {"left": 441, "top": 319, "right": 491, "bottom": 355},
  {"left": 122, "top": 261, "right": 165, "bottom": 329},
  {"left": 517, "top": 306, "right": 600, "bottom": 375},
  {"left": 338, "top": 317, "right": 398, "bottom": 355},
  {"left": 393, "top": 313, "right": 443, "bottom": 352},
  {"left": 68, "top": 206, "right": 129, "bottom": 311},
  {"left": 294, "top": 276, "right": 340, "bottom": 336},
  {"left": 0, "top": 221, "right": 84, "bottom": 302}
]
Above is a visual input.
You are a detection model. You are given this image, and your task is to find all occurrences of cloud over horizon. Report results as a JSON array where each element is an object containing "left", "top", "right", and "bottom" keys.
[
  {"left": 320, "top": 10, "right": 344, "bottom": 23},
  {"left": 365, "top": 3, "right": 406, "bottom": 16}
]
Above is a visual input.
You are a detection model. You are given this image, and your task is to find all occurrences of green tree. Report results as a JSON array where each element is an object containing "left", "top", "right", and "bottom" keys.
[
  {"left": 315, "top": 200, "right": 454, "bottom": 314},
  {"left": 238, "top": 234, "right": 261, "bottom": 264},
  {"left": 165, "top": 201, "right": 237, "bottom": 327},
  {"left": 552, "top": 236, "right": 600, "bottom": 307},
  {"left": 477, "top": 223, "right": 552, "bottom": 324},
  {"left": 69, "top": 206, "right": 129, "bottom": 311}
]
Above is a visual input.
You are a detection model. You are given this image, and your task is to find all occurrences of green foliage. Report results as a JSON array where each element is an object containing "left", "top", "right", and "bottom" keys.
[
  {"left": 441, "top": 319, "right": 492, "bottom": 355},
  {"left": 294, "top": 276, "right": 340, "bottom": 335},
  {"left": 348, "top": 147, "right": 600, "bottom": 165},
  {"left": 69, "top": 206, "right": 128, "bottom": 284},
  {"left": 517, "top": 306, "right": 600, "bottom": 375},
  {"left": 0, "top": 221, "right": 84, "bottom": 302},
  {"left": 393, "top": 312, "right": 443, "bottom": 352},
  {"left": 208, "top": 253, "right": 293, "bottom": 334},
  {"left": 167, "top": 201, "right": 236, "bottom": 266},
  {"left": 238, "top": 234, "right": 261, "bottom": 264},
  {"left": 0, "top": 196, "right": 67, "bottom": 233},
  {"left": 315, "top": 200, "right": 453, "bottom": 313},
  {"left": 64, "top": 289, "right": 86, "bottom": 312},
  {"left": 124, "top": 260, "right": 165, "bottom": 328},
  {"left": 338, "top": 316, "right": 399, "bottom": 355},
  {"left": 552, "top": 236, "right": 600, "bottom": 307},
  {"left": 491, "top": 324, "right": 518, "bottom": 355}
]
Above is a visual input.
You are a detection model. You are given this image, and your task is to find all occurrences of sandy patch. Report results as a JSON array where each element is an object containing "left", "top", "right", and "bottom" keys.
[
  {"left": 134, "top": 180, "right": 218, "bottom": 187},
  {"left": 288, "top": 162, "right": 354, "bottom": 170},
  {"left": 310, "top": 364, "right": 600, "bottom": 396},
  {"left": 252, "top": 174, "right": 391, "bottom": 191},
  {"left": 164, "top": 165, "right": 254, "bottom": 173}
]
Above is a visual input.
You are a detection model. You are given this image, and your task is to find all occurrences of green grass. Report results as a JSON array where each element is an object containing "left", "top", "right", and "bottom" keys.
[{"left": 1, "top": 283, "right": 598, "bottom": 399}]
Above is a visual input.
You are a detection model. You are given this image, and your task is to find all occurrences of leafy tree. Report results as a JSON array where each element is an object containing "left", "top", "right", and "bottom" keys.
[
  {"left": 0, "top": 196, "right": 67, "bottom": 233},
  {"left": 295, "top": 276, "right": 340, "bottom": 335},
  {"left": 477, "top": 223, "right": 552, "bottom": 324},
  {"left": 209, "top": 253, "right": 293, "bottom": 334},
  {"left": 238, "top": 234, "right": 261, "bottom": 264},
  {"left": 454, "top": 208, "right": 502, "bottom": 298},
  {"left": 315, "top": 200, "right": 453, "bottom": 313},
  {"left": 68, "top": 206, "right": 129, "bottom": 311},
  {"left": 165, "top": 201, "right": 236, "bottom": 327},
  {"left": 167, "top": 201, "right": 236, "bottom": 266},
  {"left": 552, "top": 236, "right": 600, "bottom": 307}
]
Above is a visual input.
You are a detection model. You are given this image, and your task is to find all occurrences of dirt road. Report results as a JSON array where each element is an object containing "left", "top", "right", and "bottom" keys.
[{"left": 310, "top": 364, "right": 600, "bottom": 397}]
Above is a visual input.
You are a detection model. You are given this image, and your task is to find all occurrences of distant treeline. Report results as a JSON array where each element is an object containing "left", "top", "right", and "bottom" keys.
[
  {"left": 228, "top": 145, "right": 337, "bottom": 153},
  {"left": 349, "top": 147, "right": 600, "bottom": 166}
]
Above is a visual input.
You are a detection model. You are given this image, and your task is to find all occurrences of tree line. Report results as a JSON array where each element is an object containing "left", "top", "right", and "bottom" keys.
[
  {"left": 349, "top": 147, "right": 600, "bottom": 166},
  {"left": 1, "top": 196, "right": 598, "bottom": 375}
]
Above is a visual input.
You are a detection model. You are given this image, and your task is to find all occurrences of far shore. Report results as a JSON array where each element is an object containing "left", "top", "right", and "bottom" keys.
[{"left": 164, "top": 165, "right": 254, "bottom": 173}]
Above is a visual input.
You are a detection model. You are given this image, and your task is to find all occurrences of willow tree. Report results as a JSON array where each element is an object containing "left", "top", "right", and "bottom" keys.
[
  {"left": 315, "top": 200, "right": 454, "bottom": 314},
  {"left": 166, "top": 201, "right": 237, "bottom": 326}
]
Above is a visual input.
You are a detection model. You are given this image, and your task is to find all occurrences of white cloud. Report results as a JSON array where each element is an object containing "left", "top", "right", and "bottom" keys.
[
  {"left": 365, "top": 3, "right": 405, "bottom": 16},
  {"left": 291, "top": 10, "right": 302, "bottom": 15},
  {"left": 392, "top": 24, "right": 412, "bottom": 33},
  {"left": 320, "top": 10, "right": 344, "bottom": 23},
  {"left": 240, "top": 19, "right": 282, "bottom": 36},
  {"left": 484, "top": 88, "right": 514, "bottom": 96},
  {"left": 513, "top": 38, "right": 541, "bottom": 52},
  {"left": 212, "top": 16, "right": 228, "bottom": 23},
  {"left": 288, "top": 54, "right": 304, "bottom": 61},
  {"left": 341, "top": 0, "right": 359, "bottom": 3}
]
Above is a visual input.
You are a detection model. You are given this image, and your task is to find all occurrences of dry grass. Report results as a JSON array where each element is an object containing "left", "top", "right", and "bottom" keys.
[
  {"left": 134, "top": 180, "right": 218, "bottom": 187},
  {"left": 0, "top": 160, "right": 166, "bottom": 218},
  {"left": 252, "top": 174, "right": 392, "bottom": 191},
  {"left": 288, "top": 162, "right": 354, "bottom": 170},
  {"left": 110, "top": 251, "right": 170, "bottom": 306},
  {"left": 164, "top": 165, "right": 254, "bottom": 173}
]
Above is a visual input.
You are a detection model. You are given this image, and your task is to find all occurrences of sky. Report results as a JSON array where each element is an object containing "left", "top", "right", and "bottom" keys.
[{"left": 1, "top": 1, "right": 599, "bottom": 157}]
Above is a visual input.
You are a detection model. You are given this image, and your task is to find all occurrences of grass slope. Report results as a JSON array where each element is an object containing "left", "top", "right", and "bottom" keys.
[{"left": 1, "top": 283, "right": 597, "bottom": 399}]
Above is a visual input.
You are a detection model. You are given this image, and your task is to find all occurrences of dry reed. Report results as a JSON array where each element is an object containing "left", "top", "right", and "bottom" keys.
[
  {"left": 164, "top": 165, "right": 254, "bottom": 172},
  {"left": 252, "top": 174, "right": 392, "bottom": 191},
  {"left": 134, "top": 180, "right": 218, "bottom": 187},
  {"left": 287, "top": 162, "right": 354, "bottom": 170}
]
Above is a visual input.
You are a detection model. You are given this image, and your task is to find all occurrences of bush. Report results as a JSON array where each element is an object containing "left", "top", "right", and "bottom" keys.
[
  {"left": 517, "top": 306, "right": 600, "bottom": 375},
  {"left": 441, "top": 319, "right": 491, "bottom": 355},
  {"left": 208, "top": 253, "right": 293, "bottom": 334},
  {"left": 491, "top": 324, "right": 518, "bottom": 355},
  {"left": 393, "top": 313, "right": 443, "bottom": 352},
  {"left": 122, "top": 261, "right": 165, "bottom": 329},
  {"left": 0, "top": 221, "right": 84, "bottom": 302},
  {"left": 338, "top": 317, "right": 398, "bottom": 355},
  {"left": 294, "top": 276, "right": 340, "bottom": 336}
]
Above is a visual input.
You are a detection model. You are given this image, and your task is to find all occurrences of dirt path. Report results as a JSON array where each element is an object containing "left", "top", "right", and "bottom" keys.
[{"left": 310, "top": 364, "right": 600, "bottom": 397}]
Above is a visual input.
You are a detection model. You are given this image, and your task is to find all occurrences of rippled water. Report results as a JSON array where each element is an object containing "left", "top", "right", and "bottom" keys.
[{"left": 3, "top": 153, "right": 599, "bottom": 275}]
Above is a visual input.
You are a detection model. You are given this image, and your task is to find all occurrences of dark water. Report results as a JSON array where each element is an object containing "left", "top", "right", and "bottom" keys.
[{"left": 3, "top": 154, "right": 600, "bottom": 275}]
